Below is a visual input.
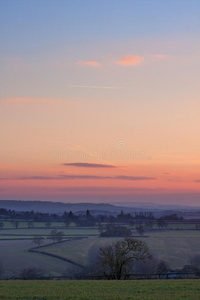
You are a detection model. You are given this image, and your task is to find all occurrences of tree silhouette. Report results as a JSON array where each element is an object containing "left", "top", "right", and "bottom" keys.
[{"left": 98, "top": 237, "right": 151, "bottom": 279}]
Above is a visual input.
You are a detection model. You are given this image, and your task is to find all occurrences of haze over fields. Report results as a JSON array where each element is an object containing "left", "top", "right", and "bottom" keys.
[{"left": 0, "top": 1, "right": 200, "bottom": 206}]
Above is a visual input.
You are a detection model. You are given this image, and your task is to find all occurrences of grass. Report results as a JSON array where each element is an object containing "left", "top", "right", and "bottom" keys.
[
  {"left": 0, "top": 226, "right": 99, "bottom": 235},
  {"left": 0, "top": 280, "right": 199, "bottom": 299},
  {"left": 0, "top": 227, "right": 99, "bottom": 238},
  {"left": 0, "top": 221, "right": 67, "bottom": 229},
  {"left": 148, "top": 231, "right": 200, "bottom": 238},
  {"left": 166, "top": 223, "right": 196, "bottom": 230}
]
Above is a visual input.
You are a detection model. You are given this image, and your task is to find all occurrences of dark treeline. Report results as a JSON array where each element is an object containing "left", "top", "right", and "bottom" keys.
[{"left": 0, "top": 208, "right": 184, "bottom": 227}]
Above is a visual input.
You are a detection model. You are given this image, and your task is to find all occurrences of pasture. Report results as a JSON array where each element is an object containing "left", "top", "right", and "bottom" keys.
[
  {"left": 0, "top": 240, "right": 71, "bottom": 278},
  {"left": 0, "top": 226, "right": 99, "bottom": 239},
  {"left": 0, "top": 219, "right": 200, "bottom": 278},
  {"left": 39, "top": 231, "right": 200, "bottom": 269},
  {"left": 0, "top": 280, "right": 199, "bottom": 300}
]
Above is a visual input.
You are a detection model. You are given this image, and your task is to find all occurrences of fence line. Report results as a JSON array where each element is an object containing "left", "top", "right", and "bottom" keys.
[{"left": 3, "top": 272, "right": 200, "bottom": 281}]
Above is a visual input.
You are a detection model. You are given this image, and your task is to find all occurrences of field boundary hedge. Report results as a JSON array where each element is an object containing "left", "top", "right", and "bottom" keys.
[{"left": 28, "top": 237, "right": 86, "bottom": 268}]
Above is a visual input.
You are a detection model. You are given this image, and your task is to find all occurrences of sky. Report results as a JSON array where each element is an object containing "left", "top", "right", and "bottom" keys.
[{"left": 0, "top": 0, "right": 200, "bottom": 206}]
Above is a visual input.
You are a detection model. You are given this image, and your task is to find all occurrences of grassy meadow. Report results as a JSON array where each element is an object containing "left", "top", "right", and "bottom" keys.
[{"left": 0, "top": 280, "right": 199, "bottom": 300}]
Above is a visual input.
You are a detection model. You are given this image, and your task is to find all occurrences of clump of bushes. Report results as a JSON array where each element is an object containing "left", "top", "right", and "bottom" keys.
[{"left": 100, "top": 224, "right": 132, "bottom": 237}]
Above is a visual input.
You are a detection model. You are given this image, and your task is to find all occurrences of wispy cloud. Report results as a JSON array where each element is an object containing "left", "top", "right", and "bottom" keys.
[
  {"left": 76, "top": 61, "right": 101, "bottom": 67},
  {"left": 62, "top": 162, "right": 117, "bottom": 168},
  {"left": 68, "top": 85, "right": 123, "bottom": 89},
  {"left": 115, "top": 55, "right": 144, "bottom": 66},
  {"left": 20, "top": 176, "right": 59, "bottom": 180},
  {"left": 59, "top": 175, "right": 156, "bottom": 181},
  {"left": 61, "top": 175, "right": 109, "bottom": 179},
  {"left": 18, "top": 175, "right": 105, "bottom": 180},
  {"left": 115, "top": 175, "right": 156, "bottom": 181},
  {"left": 194, "top": 179, "right": 200, "bottom": 183},
  {"left": 2, "top": 174, "right": 157, "bottom": 181},
  {"left": 59, "top": 186, "right": 162, "bottom": 193}
]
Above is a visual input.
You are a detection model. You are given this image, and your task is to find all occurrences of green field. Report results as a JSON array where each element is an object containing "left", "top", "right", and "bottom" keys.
[
  {"left": 0, "top": 280, "right": 199, "bottom": 300},
  {"left": 166, "top": 223, "right": 197, "bottom": 230},
  {"left": 0, "top": 227, "right": 99, "bottom": 238},
  {"left": 0, "top": 229, "right": 99, "bottom": 243},
  {"left": 1, "top": 220, "right": 197, "bottom": 229},
  {"left": 149, "top": 231, "right": 200, "bottom": 238}
]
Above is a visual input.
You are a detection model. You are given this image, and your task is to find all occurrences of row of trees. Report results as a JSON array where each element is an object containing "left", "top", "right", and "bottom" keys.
[
  {"left": 0, "top": 219, "right": 169, "bottom": 230},
  {"left": 0, "top": 208, "right": 185, "bottom": 226},
  {"left": 0, "top": 220, "right": 55, "bottom": 229},
  {"left": 32, "top": 230, "right": 65, "bottom": 246}
]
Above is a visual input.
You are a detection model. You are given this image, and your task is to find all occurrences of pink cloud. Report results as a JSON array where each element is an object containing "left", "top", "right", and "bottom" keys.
[
  {"left": 76, "top": 61, "right": 102, "bottom": 67},
  {"left": 115, "top": 55, "right": 144, "bottom": 66}
]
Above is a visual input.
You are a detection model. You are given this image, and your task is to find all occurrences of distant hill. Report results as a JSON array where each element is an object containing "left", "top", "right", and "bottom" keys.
[
  {"left": 0, "top": 200, "right": 199, "bottom": 217},
  {"left": 0, "top": 200, "right": 133, "bottom": 215},
  {"left": 111, "top": 201, "right": 198, "bottom": 210}
]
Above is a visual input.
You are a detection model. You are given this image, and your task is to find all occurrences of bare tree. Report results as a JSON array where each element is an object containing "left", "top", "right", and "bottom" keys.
[
  {"left": 28, "top": 221, "right": 35, "bottom": 229},
  {"left": 156, "top": 260, "right": 169, "bottom": 274},
  {"left": 57, "top": 231, "right": 64, "bottom": 242},
  {"left": 98, "top": 237, "right": 151, "bottom": 279},
  {"left": 45, "top": 221, "right": 51, "bottom": 228},
  {"left": 49, "top": 229, "right": 64, "bottom": 243},
  {"left": 144, "top": 220, "right": 154, "bottom": 230},
  {"left": 156, "top": 218, "right": 167, "bottom": 229},
  {"left": 136, "top": 225, "right": 145, "bottom": 236},
  {"left": 11, "top": 220, "right": 19, "bottom": 228},
  {"left": 100, "top": 224, "right": 132, "bottom": 237},
  {"left": 32, "top": 235, "right": 44, "bottom": 247}
]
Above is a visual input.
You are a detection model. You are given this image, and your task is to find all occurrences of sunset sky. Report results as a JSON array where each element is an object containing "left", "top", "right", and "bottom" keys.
[{"left": 0, "top": 1, "right": 200, "bottom": 205}]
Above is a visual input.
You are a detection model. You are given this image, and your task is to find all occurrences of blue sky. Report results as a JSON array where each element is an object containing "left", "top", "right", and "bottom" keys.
[
  {"left": 1, "top": 0, "right": 200, "bottom": 57},
  {"left": 1, "top": 0, "right": 199, "bottom": 99}
]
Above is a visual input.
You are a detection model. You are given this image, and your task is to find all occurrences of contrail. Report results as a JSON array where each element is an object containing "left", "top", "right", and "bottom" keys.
[{"left": 68, "top": 85, "right": 124, "bottom": 89}]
